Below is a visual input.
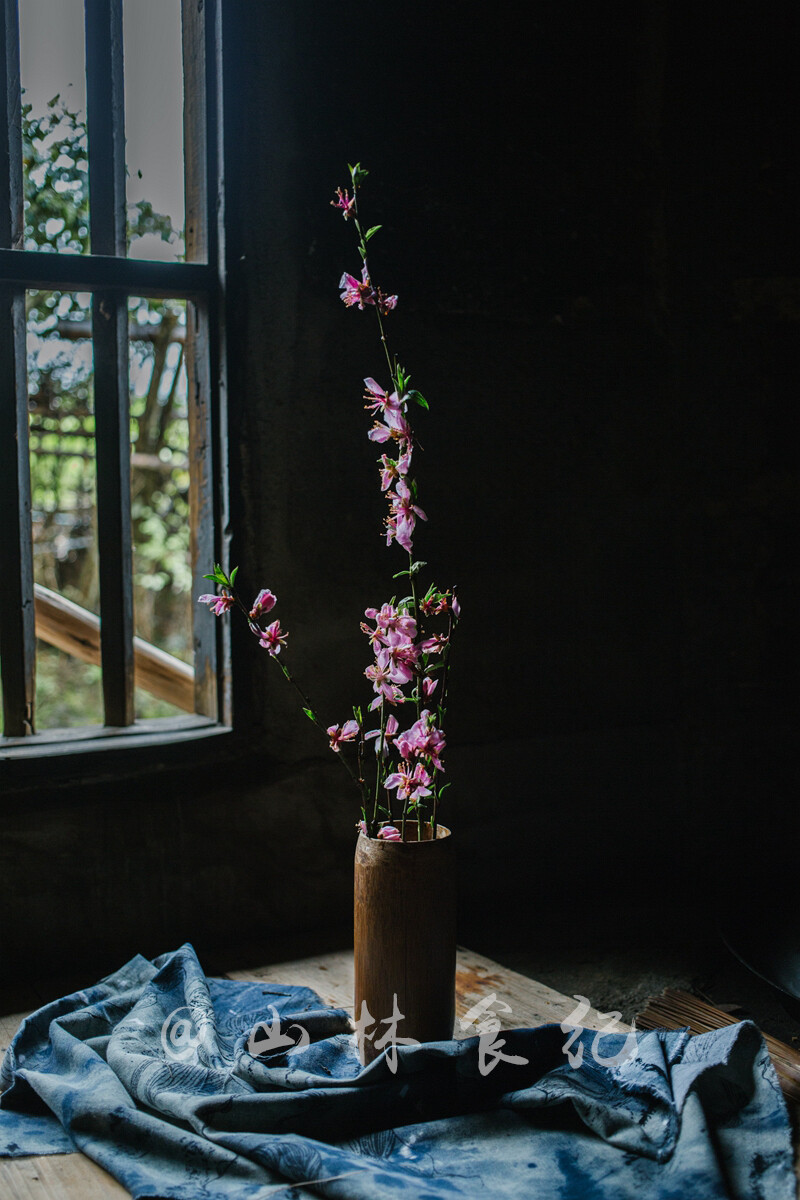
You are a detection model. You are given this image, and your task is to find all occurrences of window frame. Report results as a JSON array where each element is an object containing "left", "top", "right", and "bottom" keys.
[{"left": 0, "top": 0, "right": 231, "bottom": 766}]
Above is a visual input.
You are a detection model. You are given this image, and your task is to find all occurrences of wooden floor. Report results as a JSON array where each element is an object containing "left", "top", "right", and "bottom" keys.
[{"left": 0, "top": 946, "right": 797, "bottom": 1199}]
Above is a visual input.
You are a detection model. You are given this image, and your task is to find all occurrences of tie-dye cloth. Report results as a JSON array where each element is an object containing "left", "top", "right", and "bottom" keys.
[{"left": 0, "top": 943, "right": 794, "bottom": 1198}]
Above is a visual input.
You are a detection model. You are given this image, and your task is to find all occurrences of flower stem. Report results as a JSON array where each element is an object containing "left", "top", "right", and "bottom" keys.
[
  {"left": 430, "top": 610, "right": 454, "bottom": 839},
  {"left": 408, "top": 552, "right": 421, "bottom": 721},
  {"left": 232, "top": 587, "right": 365, "bottom": 802},
  {"left": 374, "top": 304, "right": 397, "bottom": 392},
  {"left": 438, "top": 611, "right": 454, "bottom": 725},
  {"left": 351, "top": 193, "right": 397, "bottom": 392},
  {"left": 275, "top": 657, "right": 363, "bottom": 792},
  {"left": 355, "top": 718, "right": 366, "bottom": 795},
  {"left": 371, "top": 699, "right": 387, "bottom": 836}
]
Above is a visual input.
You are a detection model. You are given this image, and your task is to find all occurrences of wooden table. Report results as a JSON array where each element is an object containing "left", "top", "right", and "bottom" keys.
[{"left": 0, "top": 946, "right": 797, "bottom": 1199}]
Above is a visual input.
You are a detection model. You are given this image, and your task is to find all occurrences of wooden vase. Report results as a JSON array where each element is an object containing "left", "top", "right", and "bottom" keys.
[{"left": 354, "top": 823, "right": 456, "bottom": 1065}]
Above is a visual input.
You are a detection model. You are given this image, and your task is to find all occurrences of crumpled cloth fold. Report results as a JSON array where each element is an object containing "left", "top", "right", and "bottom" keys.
[{"left": 0, "top": 943, "right": 794, "bottom": 1198}]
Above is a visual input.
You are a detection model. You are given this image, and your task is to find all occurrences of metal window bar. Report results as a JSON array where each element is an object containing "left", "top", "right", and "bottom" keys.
[
  {"left": 0, "top": 0, "right": 35, "bottom": 736},
  {"left": 85, "top": 0, "right": 134, "bottom": 726},
  {"left": 0, "top": 0, "right": 225, "bottom": 739},
  {"left": 183, "top": 0, "right": 222, "bottom": 721}
]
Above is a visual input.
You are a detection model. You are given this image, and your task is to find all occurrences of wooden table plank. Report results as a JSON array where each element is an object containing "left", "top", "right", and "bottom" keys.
[
  {"left": 225, "top": 945, "right": 628, "bottom": 1036},
  {"left": 0, "top": 1155, "right": 128, "bottom": 1200}
]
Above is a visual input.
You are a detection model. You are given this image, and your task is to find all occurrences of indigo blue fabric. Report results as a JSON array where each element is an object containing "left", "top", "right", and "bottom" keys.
[{"left": 0, "top": 944, "right": 794, "bottom": 1199}]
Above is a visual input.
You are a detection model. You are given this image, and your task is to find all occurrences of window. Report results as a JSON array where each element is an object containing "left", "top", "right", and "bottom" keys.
[{"left": 0, "top": 0, "right": 228, "bottom": 756}]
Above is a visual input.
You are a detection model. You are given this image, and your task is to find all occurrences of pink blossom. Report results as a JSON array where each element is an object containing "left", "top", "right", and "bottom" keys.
[
  {"left": 395, "top": 710, "right": 446, "bottom": 770},
  {"left": 258, "top": 619, "right": 288, "bottom": 656},
  {"left": 378, "top": 454, "right": 399, "bottom": 491},
  {"left": 368, "top": 406, "right": 411, "bottom": 446},
  {"left": 249, "top": 588, "right": 277, "bottom": 620},
  {"left": 418, "top": 634, "right": 448, "bottom": 655},
  {"left": 377, "top": 445, "right": 412, "bottom": 491},
  {"left": 387, "top": 481, "right": 426, "bottom": 553},
  {"left": 384, "top": 761, "right": 432, "bottom": 802},
  {"left": 385, "top": 406, "right": 411, "bottom": 441},
  {"left": 419, "top": 590, "right": 460, "bottom": 619},
  {"left": 364, "top": 660, "right": 404, "bottom": 706},
  {"left": 339, "top": 264, "right": 375, "bottom": 309},
  {"left": 385, "top": 513, "right": 401, "bottom": 549},
  {"left": 365, "top": 713, "right": 399, "bottom": 755},
  {"left": 386, "top": 508, "right": 423, "bottom": 555},
  {"left": 396, "top": 520, "right": 415, "bottom": 553},
  {"left": 422, "top": 676, "right": 439, "bottom": 699},
  {"left": 419, "top": 596, "right": 439, "bottom": 617},
  {"left": 364, "top": 379, "right": 402, "bottom": 417},
  {"left": 376, "top": 290, "right": 398, "bottom": 314},
  {"left": 380, "top": 631, "right": 419, "bottom": 685},
  {"left": 368, "top": 421, "right": 393, "bottom": 445},
  {"left": 391, "top": 478, "right": 427, "bottom": 526},
  {"left": 419, "top": 592, "right": 447, "bottom": 617},
  {"left": 331, "top": 187, "right": 355, "bottom": 219},
  {"left": 358, "top": 820, "right": 402, "bottom": 840},
  {"left": 327, "top": 719, "right": 359, "bottom": 752},
  {"left": 360, "top": 618, "right": 386, "bottom": 650},
  {"left": 362, "top": 603, "right": 417, "bottom": 643},
  {"left": 198, "top": 591, "right": 234, "bottom": 616}
]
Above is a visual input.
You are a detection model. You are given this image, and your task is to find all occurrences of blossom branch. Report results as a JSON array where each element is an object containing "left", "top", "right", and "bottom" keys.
[
  {"left": 199, "top": 567, "right": 366, "bottom": 805},
  {"left": 199, "top": 166, "right": 461, "bottom": 842}
]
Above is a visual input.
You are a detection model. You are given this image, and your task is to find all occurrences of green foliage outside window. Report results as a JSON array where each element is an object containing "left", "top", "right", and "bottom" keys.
[{"left": 22, "top": 96, "right": 192, "bottom": 729}]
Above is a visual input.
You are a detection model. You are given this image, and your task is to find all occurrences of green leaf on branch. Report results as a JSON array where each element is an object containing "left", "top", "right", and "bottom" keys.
[
  {"left": 409, "top": 560, "right": 427, "bottom": 575},
  {"left": 409, "top": 389, "right": 429, "bottom": 410},
  {"left": 392, "top": 568, "right": 411, "bottom": 579},
  {"left": 203, "top": 563, "right": 230, "bottom": 586},
  {"left": 365, "top": 225, "right": 382, "bottom": 241},
  {"left": 229, "top": 566, "right": 239, "bottom": 586},
  {"left": 302, "top": 707, "right": 316, "bottom": 722}
]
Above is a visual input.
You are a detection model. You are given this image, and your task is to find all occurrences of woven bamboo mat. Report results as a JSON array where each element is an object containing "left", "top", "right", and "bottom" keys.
[{"left": 636, "top": 987, "right": 800, "bottom": 1105}]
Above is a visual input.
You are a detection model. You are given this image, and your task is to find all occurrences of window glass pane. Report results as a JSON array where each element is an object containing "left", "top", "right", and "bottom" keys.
[
  {"left": 27, "top": 289, "right": 104, "bottom": 728},
  {"left": 124, "top": 0, "right": 185, "bottom": 262},
  {"left": 129, "top": 296, "right": 193, "bottom": 719},
  {"left": 19, "top": 0, "right": 89, "bottom": 255}
]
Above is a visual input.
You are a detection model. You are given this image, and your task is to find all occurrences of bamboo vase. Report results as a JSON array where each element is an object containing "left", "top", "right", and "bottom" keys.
[{"left": 354, "top": 824, "right": 456, "bottom": 1065}]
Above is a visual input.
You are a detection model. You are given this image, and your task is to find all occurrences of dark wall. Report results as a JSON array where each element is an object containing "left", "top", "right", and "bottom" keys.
[
  {"left": 224, "top": 2, "right": 799, "bottom": 909},
  {"left": 2, "top": 2, "right": 798, "bottom": 986}
]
